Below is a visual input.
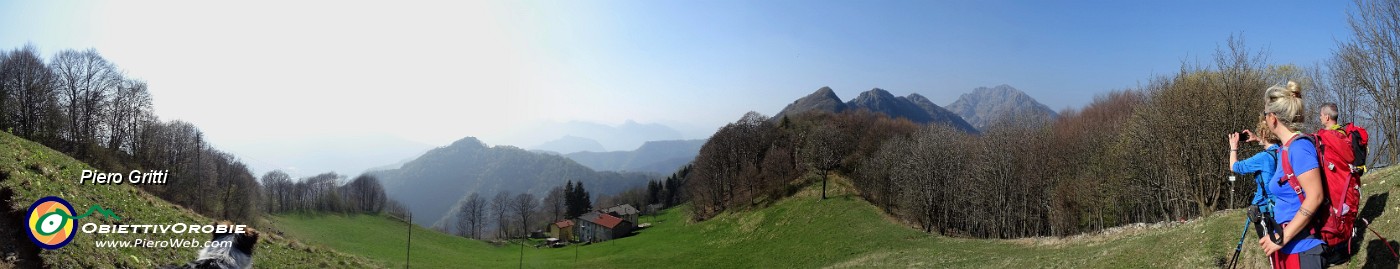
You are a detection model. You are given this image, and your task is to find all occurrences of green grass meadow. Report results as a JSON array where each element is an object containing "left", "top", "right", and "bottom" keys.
[{"left": 272, "top": 170, "right": 1400, "bottom": 268}]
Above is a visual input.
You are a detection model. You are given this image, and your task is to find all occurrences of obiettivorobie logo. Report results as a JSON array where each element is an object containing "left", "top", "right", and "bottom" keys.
[{"left": 26, "top": 196, "right": 120, "bottom": 250}]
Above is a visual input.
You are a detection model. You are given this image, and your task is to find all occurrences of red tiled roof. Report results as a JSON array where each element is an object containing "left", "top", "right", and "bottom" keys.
[
  {"left": 554, "top": 220, "right": 574, "bottom": 228},
  {"left": 593, "top": 213, "right": 624, "bottom": 229}
]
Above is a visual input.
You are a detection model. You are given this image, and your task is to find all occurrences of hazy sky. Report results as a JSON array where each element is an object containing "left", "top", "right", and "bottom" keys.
[{"left": 1, "top": 0, "right": 1354, "bottom": 151}]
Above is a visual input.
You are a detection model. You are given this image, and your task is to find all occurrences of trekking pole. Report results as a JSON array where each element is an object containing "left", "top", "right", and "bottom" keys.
[
  {"left": 1259, "top": 209, "right": 1278, "bottom": 268},
  {"left": 1363, "top": 218, "right": 1400, "bottom": 259},
  {"left": 1228, "top": 213, "right": 1252, "bottom": 269},
  {"left": 1256, "top": 177, "right": 1277, "bottom": 269}
]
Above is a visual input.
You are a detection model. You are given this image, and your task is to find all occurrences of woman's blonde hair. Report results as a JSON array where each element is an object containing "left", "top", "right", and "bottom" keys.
[{"left": 1264, "top": 81, "right": 1305, "bottom": 131}]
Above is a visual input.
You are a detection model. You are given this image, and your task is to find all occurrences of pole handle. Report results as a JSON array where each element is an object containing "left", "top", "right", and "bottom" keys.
[{"left": 1266, "top": 220, "right": 1285, "bottom": 245}]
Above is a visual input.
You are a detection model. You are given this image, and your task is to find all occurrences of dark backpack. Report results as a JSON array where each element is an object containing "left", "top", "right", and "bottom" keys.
[{"left": 1343, "top": 123, "right": 1369, "bottom": 175}]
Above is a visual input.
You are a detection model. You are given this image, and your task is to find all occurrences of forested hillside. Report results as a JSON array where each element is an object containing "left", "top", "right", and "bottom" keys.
[
  {"left": 373, "top": 137, "right": 654, "bottom": 230},
  {"left": 564, "top": 139, "right": 706, "bottom": 174},
  {"left": 0, "top": 45, "right": 261, "bottom": 224}
]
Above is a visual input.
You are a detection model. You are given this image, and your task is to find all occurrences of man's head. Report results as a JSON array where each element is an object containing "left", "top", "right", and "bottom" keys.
[{"left": 1319, "top": 102, "right": 1339, "bottom": 126}]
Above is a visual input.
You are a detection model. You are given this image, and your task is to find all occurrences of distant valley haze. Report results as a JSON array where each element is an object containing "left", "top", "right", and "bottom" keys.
[{"left": 220, "top": 119, "right": 704, "bottom": 178}]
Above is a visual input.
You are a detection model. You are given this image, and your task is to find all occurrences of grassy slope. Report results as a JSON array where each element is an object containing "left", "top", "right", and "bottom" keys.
[
  {"left": 276, "top": 168, "right": 1400, "bottom": 269},
  {"left": 270, "top": 214, "right": 520, "bottom": 268},
  {"left": 0, "top": 131, "right": 378, "bottom": 268}
]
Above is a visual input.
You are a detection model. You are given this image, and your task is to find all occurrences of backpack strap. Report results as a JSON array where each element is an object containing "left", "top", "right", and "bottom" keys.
[
  {"left": 1259, "top": 148, "right": 1278, "bottom": 212},
  {"left": 1265, "top": 149, "right": 1278, "bottom": 169},
  {"left": 1263, "top": 149, "right": 1278, "bottom": 185},
  {"left": 1280, "top": 132, "right": 1328, "bottom": 239},
  {"left": 1280, "top": 133, "right": 1314, "bottom": 201}
]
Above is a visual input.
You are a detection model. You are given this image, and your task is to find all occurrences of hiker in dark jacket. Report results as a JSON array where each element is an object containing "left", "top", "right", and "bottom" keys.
[{"left": 160, "top": 221, "right": 260, "bottom": 269}]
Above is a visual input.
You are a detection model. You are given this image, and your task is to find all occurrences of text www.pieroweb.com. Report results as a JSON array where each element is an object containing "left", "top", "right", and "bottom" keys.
[{"left": 93, "top": 238, "right": 231, "bottom": 248}]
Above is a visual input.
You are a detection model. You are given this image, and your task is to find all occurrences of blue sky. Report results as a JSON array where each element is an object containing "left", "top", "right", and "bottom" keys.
[{"left": 0, "top": 0, "right": 1355, "bottom": 149}]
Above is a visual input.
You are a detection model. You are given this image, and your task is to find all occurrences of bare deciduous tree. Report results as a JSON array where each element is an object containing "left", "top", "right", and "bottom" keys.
[
  {"left": 343, "top": 174, "right": 387, "bottom": 213},
  {"left": 802, "top": 123, "right": 847, "bottom": 200},
  {"left": 106, "top": 78, "right": 149, "bottom": 154},
  {"left": 1, "top": 45, "right": 56, "bottom": 139},
  {"left": 542, "top": 186, "right": 565, "bottom": 223},
  {"left": 1333, "top": 0, "right": 1400, "bottom": 164},
  {"left": 49, "top": 49, "right": 121, "bottom": 152},
  {"left": 491, "top": 191, "right": 512, "bottom": 239},
  {"left": 261, "top": 170, "right": 294, "bottom": 213},
  {"left": 510, "top": 193, "right": 539, "bottom": 237},
  {"left": 455, "top": 193, "right": 487, "bottom": 239}
]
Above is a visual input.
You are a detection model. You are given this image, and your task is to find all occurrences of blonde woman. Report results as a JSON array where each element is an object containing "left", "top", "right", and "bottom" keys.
[{"left": 1256, "top": 81, "right": 1325, "bottom": 269}]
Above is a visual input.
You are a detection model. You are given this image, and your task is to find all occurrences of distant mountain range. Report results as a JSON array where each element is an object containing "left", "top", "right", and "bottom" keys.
[
  {"left": 946, "top": 84, "right": 1058, "bottom": 130},
  {"left": 532, "top": 135, "right": 607, "bottom": 154},
  {"left": 487, "top": 120, "right": 686, "bottom": 152},
  {"left": 223, "top": 133, "right": 433, "bottom": 179},
  {"left": 772, "top": 85, "right": 1056, "bottom": 133},
  {"left": 773, "top": 87, "right": 978, "bottom": 133},
  {"left": 373, "top": 137, "right": 654, "bottom": 227},
  {"left": 564, "top": 139, "right": 706, "bottom": 175}
]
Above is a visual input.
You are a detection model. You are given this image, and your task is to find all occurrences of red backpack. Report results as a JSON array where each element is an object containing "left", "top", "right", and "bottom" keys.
[{"left": 1279, "top": 128, "right": 1362, "bottom": 258}]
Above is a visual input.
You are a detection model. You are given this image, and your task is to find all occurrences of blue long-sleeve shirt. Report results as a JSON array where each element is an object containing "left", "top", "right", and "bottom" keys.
[{"left": 1231, "top": 144, "right": 1278, "bottom": 207}]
